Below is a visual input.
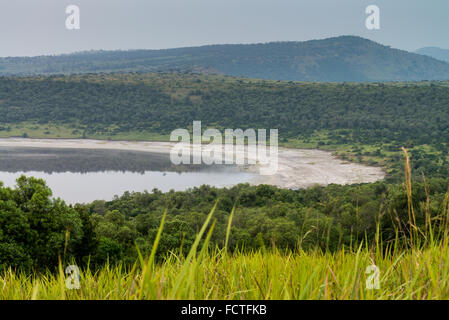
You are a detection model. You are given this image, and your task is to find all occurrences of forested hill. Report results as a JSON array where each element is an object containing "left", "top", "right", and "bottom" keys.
[
  {"left": 2, "top": 36, "right": 449, "bottom": 82},
  {"left": 1, "top": 73, "right": 449, "bottom": 149}
]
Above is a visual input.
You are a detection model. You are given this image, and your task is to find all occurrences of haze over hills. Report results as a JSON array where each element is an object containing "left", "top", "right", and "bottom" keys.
[
  {"left": 416, "top": 47, "right": 449, "bottom": 64},
  {"left": 1, "top": 36, "right": 449, "bottom": 82}
]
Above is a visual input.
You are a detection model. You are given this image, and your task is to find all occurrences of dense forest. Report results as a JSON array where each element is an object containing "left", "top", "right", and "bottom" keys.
[
  {"left": 2, "top": 36, "right": 449, "bottom": 81},
  {"left": 1, "top": 73, "right": 449, "bottom": 179},
  {"left": 2, "top": 73, "right": 449, "bottom": 146},
  {"left": 1, "top": 72, "right": 449, "bottom": 272},
  {"left": 2, "top": 173, "right": 449, "bottom": 271}
]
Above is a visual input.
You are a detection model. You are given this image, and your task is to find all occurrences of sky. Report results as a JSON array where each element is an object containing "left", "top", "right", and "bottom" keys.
[{"left": 0, "top": 0, "right": 448, "bottom": 57}]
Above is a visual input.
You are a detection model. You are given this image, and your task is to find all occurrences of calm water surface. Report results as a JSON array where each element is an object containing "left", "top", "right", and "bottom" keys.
[{"left": 0, "top": 147, "right": 255, "bottom": 203}]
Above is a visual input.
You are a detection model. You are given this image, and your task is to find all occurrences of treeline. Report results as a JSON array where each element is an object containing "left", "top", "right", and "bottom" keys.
[
  {"left": 2, "top": 175, "right": 449, "bottom": 271},
  {"left": 1, "top": 73, "right": 449, "bottom": 178},
  {"left": 1, "top": 74, "right": 449, "bottom": 147}
]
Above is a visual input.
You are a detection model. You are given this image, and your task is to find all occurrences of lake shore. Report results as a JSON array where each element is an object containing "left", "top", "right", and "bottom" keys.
[{"left": 0, "top": 138, "right": 385, "bottom": 189}]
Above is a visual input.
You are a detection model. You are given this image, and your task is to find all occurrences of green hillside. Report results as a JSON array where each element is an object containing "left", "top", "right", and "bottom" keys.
[
  {"left": 1, "top": 73, "right": 449, "bottom": 179},
  {"left": 2, "top": 36, "right": 449, "bottom": 81}
]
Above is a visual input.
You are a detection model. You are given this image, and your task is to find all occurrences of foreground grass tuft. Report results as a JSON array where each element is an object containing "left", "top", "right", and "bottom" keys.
[
  {"left": 2, "top": 149, "right": 449, "bottom": 300},
  {"left": 2, "top": 242, "right": 449, "bottom": 300}
]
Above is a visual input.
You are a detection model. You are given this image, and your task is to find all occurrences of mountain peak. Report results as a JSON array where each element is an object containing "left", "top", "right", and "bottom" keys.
[{"left": 1, "top": 36, "right": 449, "bottom": 82}]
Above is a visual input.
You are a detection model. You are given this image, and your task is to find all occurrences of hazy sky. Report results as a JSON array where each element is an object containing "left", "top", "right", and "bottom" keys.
[{"left": 0, "top": 0, "right": 448, "bottom": 57}]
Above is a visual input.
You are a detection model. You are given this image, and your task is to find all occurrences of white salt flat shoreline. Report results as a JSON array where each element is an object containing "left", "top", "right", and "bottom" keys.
[{"left": 0, "top": 138, "right": 385, "bottom": 189}]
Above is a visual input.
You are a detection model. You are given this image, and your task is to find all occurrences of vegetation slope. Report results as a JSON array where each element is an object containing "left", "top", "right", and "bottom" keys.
[
  {"left": 1, "top": 73, "right": 449, "bottom": 179},
  {"left": 2, "top": 36, "right": 449, "bottom": 81}
]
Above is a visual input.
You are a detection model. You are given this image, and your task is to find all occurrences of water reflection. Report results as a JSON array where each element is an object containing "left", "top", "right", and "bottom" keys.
[{"left": 0, "top": 147, "right": 255, "bottom": 203}]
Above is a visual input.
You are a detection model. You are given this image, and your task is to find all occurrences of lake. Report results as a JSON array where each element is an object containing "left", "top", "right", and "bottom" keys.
[
  {"left": 0, "top": 146, "right": 255, "bottom": 203},
  {"left": 0, "top": 139, "right": 386, "bottom": 204}
]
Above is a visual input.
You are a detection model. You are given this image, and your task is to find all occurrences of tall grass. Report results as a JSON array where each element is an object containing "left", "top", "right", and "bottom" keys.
[
  {"left": 2, "top": 244, "right": 449, "bottom": 300},
  {"left": 2, "top": 149, "right": 449, "bottom": 300}
]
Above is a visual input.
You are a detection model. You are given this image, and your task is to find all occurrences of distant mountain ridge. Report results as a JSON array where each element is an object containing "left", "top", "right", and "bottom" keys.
[
  {"left": 416, "top": 47, "right": 449, "bottom": 64},
  {"left": 1, "top": 36, "right": 449, "bottom": 82}
]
